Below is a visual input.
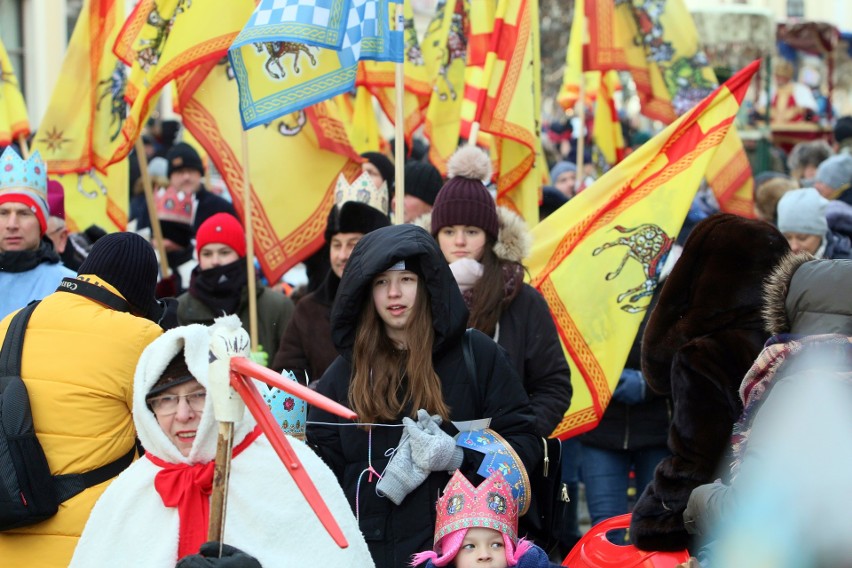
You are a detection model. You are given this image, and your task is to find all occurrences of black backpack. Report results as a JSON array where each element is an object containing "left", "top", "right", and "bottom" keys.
[{"left": 0, "top": 302, "right": 135, "bottom": 531}]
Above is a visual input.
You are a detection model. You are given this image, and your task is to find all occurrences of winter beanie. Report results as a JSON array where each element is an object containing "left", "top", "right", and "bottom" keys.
[
  {"left": 324, "top": 201, "right": 390, "bottom": 243},
  {"left": 196, "top": 213, "right": 246, "bottom": 257},
  {"left": 360, "top": 152, "right": 395, "bottom": 190},
  {"left": 430, "top": 146, "right": 498, "bottom": 240},
  {"left": 78, "top": 232, "right": 160, "bottom": 317},
  {"left": 777, "top": 188, "right": 829, "bottom": 236},
  {"left": 0, "top": 147, "right": 49, "bottom": 235},
  {"left": 404, "top": 161, "right": 443, "bottom": 205},
  {"left": 47, "top": 180, "right": 65, "bottom": 220},
  {"left": 814, "top": 154, "right": 852, "bottom": 193},
  {"left": 549, "top": 161, "right": 577, "bottom": 184},
  {"left": 147, "top": 352, "right": 196, "bottom": 399},
  {"left": 167, "top": 142, "right": 205, "bottom": 178}
]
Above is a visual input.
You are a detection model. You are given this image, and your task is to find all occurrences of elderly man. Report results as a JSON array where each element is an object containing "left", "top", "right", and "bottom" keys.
[{"left": 0, "top": 147, "right": 75, "bottom": 319}]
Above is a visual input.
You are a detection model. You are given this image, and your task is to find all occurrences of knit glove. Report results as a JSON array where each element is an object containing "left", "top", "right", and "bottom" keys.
[
  {"left": 611, "top": 368, "right": 646, "bottom": 406},
  {"left": 376, "top": 437, "right": 428, "bottom": 505},
  {"left": 403, "top": 409, "right": 464, "bottom": 473},
  {"left": 175, "top": 542, "right": 262, "bottom": 568},
  {"left": 248, "top": 345, "right": 269, "bottom": 367}
]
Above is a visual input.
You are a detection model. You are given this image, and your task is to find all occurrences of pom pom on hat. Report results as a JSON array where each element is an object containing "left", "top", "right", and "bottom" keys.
[
  {"left": 196, "top": 213, "right": 246, "bottom": 258},
  {"left": 430, "top": 146, "right": 498, "bottom": 239}
]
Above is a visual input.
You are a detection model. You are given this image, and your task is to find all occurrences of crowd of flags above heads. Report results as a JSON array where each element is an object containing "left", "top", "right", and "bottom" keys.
[{"left": 1, "top": 0, "right": 762, "bottom": 437}]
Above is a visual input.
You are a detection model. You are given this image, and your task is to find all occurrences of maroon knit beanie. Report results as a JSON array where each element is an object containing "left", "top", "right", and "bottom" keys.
[{"left": 430, "top": 146, "right": 498, "bottom": 240}]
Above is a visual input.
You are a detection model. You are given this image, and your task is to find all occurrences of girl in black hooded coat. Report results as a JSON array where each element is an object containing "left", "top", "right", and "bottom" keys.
[{"left": 307, "top": 224, "right": 541, "bottom": 568}]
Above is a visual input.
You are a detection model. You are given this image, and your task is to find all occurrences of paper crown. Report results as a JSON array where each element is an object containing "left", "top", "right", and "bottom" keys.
[
  {"left": 434, "top": 470, "right": 518, "bottom": 545},
  {"left": 155, "top": 185, "right": 193, "bottom": 225},
  {"left": 334, "top": 171, "right": 388, "bottom": 215},
  {"left": 261, "top": 370, "right": 308, "bottom": 439},
  {"left": 0, "top": 147, "right": 48, "bottom": 209},
  {"left": 455, "top": 428, "right": 531, "bottom": 517}
]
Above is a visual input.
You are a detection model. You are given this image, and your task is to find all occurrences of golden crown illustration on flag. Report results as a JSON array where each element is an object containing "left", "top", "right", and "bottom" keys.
[
  {"left": 154, "top": 185, "right": 194, "bottom": 225},
  {"left": 434, "top": 470, "right": 518, "bottom": 545},
  {"left": 334, "top": 171, "right": 389, "bottom": 214}
]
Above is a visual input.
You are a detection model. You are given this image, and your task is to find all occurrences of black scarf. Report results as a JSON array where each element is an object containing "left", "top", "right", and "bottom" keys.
[
  {"left": 0, "top": 239, "right": 62, "bottom": 273},
  {"left": 188, "top": 259, "right": 248, "bottom": 316}
]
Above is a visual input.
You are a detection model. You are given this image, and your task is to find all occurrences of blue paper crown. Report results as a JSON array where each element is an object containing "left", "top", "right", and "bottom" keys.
[
  {"left": 0, "top": 147, "right": 48, "bottom": 212},
  {"left": 262, "top": 369, "right": 308, "bottom": 439},
  {"left": 455, "top": 428, "right": 531, "bottom": 516}
]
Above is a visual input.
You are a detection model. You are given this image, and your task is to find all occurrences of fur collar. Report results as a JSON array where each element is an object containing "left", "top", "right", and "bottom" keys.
[
  {"left": 762, "top": 252, "right": 815, "bottom": 336},
  {"left": 413, "top": 207, "right": 532, "bottom": 263}
]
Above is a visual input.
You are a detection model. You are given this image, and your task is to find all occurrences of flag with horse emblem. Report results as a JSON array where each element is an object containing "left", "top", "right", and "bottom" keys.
[
  {"left": 31, "top": 0, "right": 129, "bottom": 232},
  {"left": 174, "top": 57, "right": 361, "bottom": 283},
  {"left": 527, "top": 61, "right": 759, "bottom": 440},
  {"left": 229, "top": 0, "right": 404, "bottom": 129},
  {"left": 0, "top": 37, "right": 29, "bottom": 147}
]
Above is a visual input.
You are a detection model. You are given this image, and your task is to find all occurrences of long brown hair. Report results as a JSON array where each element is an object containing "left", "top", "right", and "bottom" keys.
[
  {"left": 468, "top": 238, "right": 521, "bottom": 337},
  {"left": 348, "top": 275, "right": 450, "bottom": 424}
]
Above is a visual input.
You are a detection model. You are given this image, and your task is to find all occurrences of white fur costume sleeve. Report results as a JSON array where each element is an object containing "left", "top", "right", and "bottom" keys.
[{"left": 70, "top": 317, "right": 374, "bottom": 567}]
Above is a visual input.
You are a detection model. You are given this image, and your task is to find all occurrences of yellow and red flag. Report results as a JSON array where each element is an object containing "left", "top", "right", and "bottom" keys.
[
  {"left": 0, "top": 37, "right": 29, "bottom": 147},
  {"left": 175, "top": 59, "right": 361, "bottom": 283},
  {"left": 31, "top": 0, "right": 128, "bottom": 231},
  {"left": 110, "top": 0, "right": 253, "bottom": 165},
  {"left": 593, "top": 71, "right": 626, "bottom": 166},
  {"left": 527, "top": 61, "right": 759, "bottom": 440},
  {"left": 472, "top": 0, "right": 544, "bottom": 225},
  {"left": 572, "top": 0, "right": 753, "bottom": 214}
]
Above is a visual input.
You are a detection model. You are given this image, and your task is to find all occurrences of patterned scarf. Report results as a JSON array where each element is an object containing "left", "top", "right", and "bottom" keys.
[
  {"left": 730, "top": 334, "right": 852, "bottom": 479},
  {"left": 147, "top": 426, "right": 262, "bottom": 559}
]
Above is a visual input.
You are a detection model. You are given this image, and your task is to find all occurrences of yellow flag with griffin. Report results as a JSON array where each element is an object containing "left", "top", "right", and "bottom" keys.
[{"left": 528, "top": 61, "right": 759, "bottom": 439}]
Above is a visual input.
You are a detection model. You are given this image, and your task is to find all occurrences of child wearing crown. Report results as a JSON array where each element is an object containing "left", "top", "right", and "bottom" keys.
[{"left": 411, "top": 470, "right": 560, "bottom": 568}]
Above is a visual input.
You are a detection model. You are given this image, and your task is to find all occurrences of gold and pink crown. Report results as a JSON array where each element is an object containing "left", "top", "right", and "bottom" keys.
[
  {"left": 433, "top": 470, "right": 518, "bottom": 545},
  {"left": 334, "top": 171, "right": 389, "bottom": 214},
  {"left": 155, "top": 185, "right": 193, "bottom": 225}
]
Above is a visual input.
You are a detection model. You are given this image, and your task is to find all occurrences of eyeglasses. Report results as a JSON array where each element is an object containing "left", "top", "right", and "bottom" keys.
[{"left": 148, "top": 390, "right": 206, "bottom": 415}]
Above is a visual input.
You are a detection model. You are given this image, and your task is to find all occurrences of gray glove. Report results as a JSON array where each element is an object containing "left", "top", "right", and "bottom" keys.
[
  {"left": 376, "top": 437, "right": 428, "bottom": 505},
  {"left": 403, "top": 409, "right": 464, "bottom": 473}
]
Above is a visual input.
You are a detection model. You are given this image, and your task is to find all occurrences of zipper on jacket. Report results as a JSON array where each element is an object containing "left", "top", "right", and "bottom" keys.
[
  {"left": 541, "top": 437, "right": 549, "bottom": 477},
  {"left": 623, "top": 405, "right": 630, "bottom": 450}
]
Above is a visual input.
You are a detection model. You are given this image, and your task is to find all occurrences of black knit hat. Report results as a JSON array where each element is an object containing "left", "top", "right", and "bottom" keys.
[
  {"left": 166, "top": 142, "right": 205, "bottom": 178},
  {"left": 360, "top": 152, "right": 395, "bottom": 190},
  {"left": 77, "top": 232, "right": 160, "bottom": 318},
  {"left": 430, "top": 146, "right": 498, "bottom": 240},
  {"left": 324, "top": 201, "right": 391, "bottom": 243},
  {"left": 404, "top": 161, "right": 443, "bottom": 205}
]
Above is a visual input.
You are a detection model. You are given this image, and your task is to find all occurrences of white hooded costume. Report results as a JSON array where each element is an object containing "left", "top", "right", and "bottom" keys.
[{"left": 70, "top": 316, "right": 374, "bottom": 567}]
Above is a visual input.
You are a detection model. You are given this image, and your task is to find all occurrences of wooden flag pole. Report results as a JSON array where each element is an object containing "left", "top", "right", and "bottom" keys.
[
  {"left": 17, "top": 134, "right": 29, "bottom": 159},
  {"left": 135, "top": 137, "right": 170, "bottom": 277},
  {"left": 393, "top": 2, "right": 405, "bottom": 225},
  {"left": 240, "top": 130, "right": 259, "bottom": 351}
]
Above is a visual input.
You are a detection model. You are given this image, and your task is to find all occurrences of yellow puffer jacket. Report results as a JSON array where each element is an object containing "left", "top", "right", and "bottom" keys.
[{"left": 0, "top": 277, "right": 162, "bottom": 568}]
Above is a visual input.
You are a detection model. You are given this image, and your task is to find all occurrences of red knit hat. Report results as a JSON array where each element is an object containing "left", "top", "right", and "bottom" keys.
[
  {"left": 430, "top": 146, "right": 498, "bottom": 240},
  {"left": 195, "top": 213, "right": 246, "bottom": 258}
]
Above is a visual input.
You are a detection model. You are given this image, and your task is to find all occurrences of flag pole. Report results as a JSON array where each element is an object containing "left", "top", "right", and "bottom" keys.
[
  {"left": 240, "top": 130, "right": 259, "bottom": 352},
  {"left": 393, "top": 4, "right": 405, "bottom": 225},
  {"left": 17, "top": 134, "right": 29, "bottom": 159},
  {"left": 574, "top": 79, "right": 586, "bottom": 196},
  {"left": 135, "top": 137, "right": 170, "bottom": 277}
]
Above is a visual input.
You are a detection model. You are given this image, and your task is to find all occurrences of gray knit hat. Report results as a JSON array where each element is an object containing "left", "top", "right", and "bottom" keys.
[
  {"left": 814, "top": 154, "right": 852, "bottom": 193},
  {"left": 777, "top": 188, "right": 829, "bottom": 236}
]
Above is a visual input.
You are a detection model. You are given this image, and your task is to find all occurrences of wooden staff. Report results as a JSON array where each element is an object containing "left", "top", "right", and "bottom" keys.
[
  {"left": 393, "top": 3, "right": 405, "bottom": 225},
  {"left": 17, "top": 134, "right": 29, "bottom": 159},
  {"left": 208, "top": 421, "right": 234, "bottom": 547},
  {"left": 135, "top": 136, "right": 170, "bottom": 277},
  {"left": 240, "top": 130, "right": 259, "bottom": 351}
]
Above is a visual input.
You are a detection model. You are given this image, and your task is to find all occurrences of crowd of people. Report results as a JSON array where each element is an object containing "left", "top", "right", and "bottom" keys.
[{"left": 1, "top": 100, "right": 851, "bottom": 567}]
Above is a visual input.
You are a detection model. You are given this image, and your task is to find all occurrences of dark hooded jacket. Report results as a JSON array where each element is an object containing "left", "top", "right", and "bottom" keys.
[
  {"left": 630, "top": 214, "right": 790, "bottom": 552},
  {"left": 306, "top": 224, "right": 541, "bottom": 568}
]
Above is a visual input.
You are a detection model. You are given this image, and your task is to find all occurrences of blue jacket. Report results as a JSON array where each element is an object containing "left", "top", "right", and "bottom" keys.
[{"left": 0, "top": 260, "right": 75, "bottom": 319}]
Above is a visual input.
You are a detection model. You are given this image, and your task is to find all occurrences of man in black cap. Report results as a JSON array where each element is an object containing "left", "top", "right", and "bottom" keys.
[
  {"left": 136, "top": 142, "right": 236, "bottom": 235},
  {"left": 392, "top": 161, "right": 443, "bottom": 223},
  {"left": 0, "top": 232, "right": 163, "bottom": 565}
]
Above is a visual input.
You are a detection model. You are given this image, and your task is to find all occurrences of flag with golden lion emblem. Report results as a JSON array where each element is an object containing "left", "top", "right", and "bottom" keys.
[{"left": 528, "top": 61, "right": 759, "bottom": 439}]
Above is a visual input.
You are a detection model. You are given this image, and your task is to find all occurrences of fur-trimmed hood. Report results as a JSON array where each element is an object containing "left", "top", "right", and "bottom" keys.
[
  {"left": 763, "top": 253, "right": 852, "bottom": 336},
  {"left": 642, "top": 214, "right": 790, "bottom": 394},
  {"left": 412, "top": 206, "right": 532, "bottom": 263}
]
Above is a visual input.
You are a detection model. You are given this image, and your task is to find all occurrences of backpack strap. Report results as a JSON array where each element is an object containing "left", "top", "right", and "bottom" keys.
[
  {"left": 53, "top": 445, "right": 137, "bottom": 502},
  {"left": 0, "top": 302, "right": 40, "bottom": 381}
]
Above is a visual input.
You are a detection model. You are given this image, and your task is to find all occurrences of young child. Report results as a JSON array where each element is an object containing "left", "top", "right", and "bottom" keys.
[{"left": 411, "top": 470, "right": 559, "bottom": 568}]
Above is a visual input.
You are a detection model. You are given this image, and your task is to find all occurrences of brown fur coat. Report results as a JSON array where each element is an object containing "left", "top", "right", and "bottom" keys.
[{"left": 630, "top": 214, "right": 790, "bottom": 552}]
